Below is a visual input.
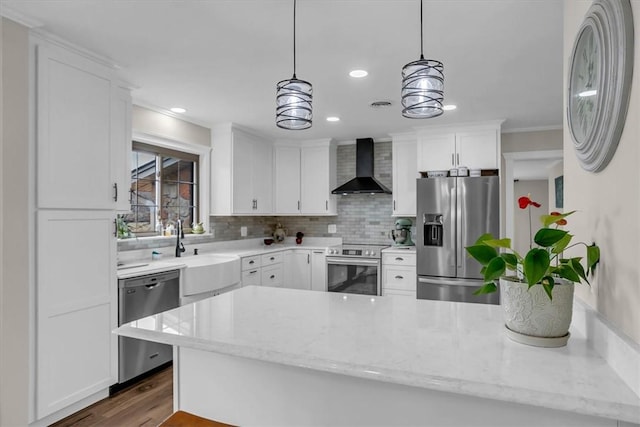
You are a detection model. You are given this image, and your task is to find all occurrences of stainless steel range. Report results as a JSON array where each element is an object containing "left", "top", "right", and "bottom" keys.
[{"left": 326, "top": 243, "right": 387, "bottom": 296}]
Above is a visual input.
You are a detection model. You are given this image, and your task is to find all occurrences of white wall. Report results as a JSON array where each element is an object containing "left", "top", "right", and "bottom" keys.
[
  {"left": 564, "top": 1, "right": 640, "bottom": 345},
  {"left": 132, "top": 105, "right": 210, "bottom": 146},
  {"left": 0, "top": 17, "right": 30, "bottom": 426}
]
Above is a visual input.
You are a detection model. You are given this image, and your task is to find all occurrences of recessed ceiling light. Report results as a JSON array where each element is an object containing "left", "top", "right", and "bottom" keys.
[
  {"left": 326, "top": 116, "right": 340, "bottom": 122},
  {"left": 349, "top": 69, "right": 368, "bottom": 78},
  {"left": 442, "top": 104, "right": 457, "bottom": 111},
  {"left": 170, "top": 107, "right": 187, "bottom": 113}
]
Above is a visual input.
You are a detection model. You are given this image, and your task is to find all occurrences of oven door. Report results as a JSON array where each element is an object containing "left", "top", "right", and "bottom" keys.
[{"left": 326, "top": 257, "right": 380, "bottom": 296}]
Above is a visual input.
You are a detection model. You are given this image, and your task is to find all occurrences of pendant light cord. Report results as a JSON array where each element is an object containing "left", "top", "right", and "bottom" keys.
[
  {"left": 420, "top": 0, "right": 424, "bottom": 60},
  {"left": 293, "top": 0, "right": 297, "bottom": 78}
]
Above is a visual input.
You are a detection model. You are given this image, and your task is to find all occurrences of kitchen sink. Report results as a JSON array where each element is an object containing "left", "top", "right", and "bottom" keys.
[{"left": 177, "top": 254, "right": 241, "bottom": 297}]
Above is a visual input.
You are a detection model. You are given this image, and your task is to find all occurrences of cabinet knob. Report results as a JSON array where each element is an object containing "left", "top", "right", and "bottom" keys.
[
  {"left": 249, "top": 260, "right": 255, "bottom": 264},
  {"left": 270, "top": 257, "right": 275, "bottom": 261},
  {"left": 270, "top": 275, "right": 275, "bottom": 280}
]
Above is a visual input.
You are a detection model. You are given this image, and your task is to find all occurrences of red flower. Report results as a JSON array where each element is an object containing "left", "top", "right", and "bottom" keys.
[
  {"left": 518, "top": 196, "right": 541, "bottom": 209},
  {"left": 550, "top": 211, "right": 568, "bottom": 226}
]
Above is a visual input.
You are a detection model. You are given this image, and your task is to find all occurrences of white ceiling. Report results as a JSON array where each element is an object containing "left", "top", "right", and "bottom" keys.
[{"left": 3, "top": 0, "right": 564, "bottom": 142}]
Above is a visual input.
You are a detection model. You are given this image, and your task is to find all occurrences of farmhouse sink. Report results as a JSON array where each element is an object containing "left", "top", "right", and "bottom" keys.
[{"left": 177, "top": 254, "right": 241, "bottom": 296}]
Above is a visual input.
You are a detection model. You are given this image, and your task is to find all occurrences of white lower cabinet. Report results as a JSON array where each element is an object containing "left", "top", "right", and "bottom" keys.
[
  {"left": 382, "top": 249, "right": 417, "bottom": 298},
  {"left": 283, "top": 250, "right": 311, "bottom": 290},
  {"left": 310, "top": 250, "right": 327, "bottom": 292},
  {"left": 240, "top": 253, "right": 283, "bottom": 287},
  {"left": 36, "top": 210, "right": 117, "bottom": 418}
]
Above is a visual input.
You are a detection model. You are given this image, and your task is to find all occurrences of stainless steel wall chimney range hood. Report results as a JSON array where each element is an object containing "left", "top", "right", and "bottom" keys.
[{"left": 331, "top": 138, "right": 391, "bottom": 195}]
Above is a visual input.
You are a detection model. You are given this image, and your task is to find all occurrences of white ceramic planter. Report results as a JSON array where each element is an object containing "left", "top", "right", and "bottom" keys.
[{"left": 500, "top": 278, "right": 574, "bottom": 347}]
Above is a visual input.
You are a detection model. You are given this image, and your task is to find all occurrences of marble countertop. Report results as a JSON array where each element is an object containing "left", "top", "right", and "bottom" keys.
[
  {"left": 117, "top": 237, "right": 341, "bottom": 279},
  {"left": 381, "top": 246, "right": 416, "bottom": 253},
  {"left": 115, "top": 286, "right": 640, "bottom": 423}
]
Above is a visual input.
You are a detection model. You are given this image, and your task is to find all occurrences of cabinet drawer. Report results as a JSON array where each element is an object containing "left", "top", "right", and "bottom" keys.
[
  {"left": 261, "top": 264, "right": 283, "bottom": 287},
  {"left": 242, "top": 268, "right": 261, "bottom": 286},
  {"left": 383, "top": 288, "right": 416, "bottom": 298},
  {"left": 383, "top": 266, "right": 416, "bottom": 291},
  {"left": 261, "top": 252, "right": 283, "bottom": 266},
  {"left": 382, "top": 252, "right": 416, "bottom": 266},
  {"left": 242, "top": 255, "right": 262, "bottom": 271}
]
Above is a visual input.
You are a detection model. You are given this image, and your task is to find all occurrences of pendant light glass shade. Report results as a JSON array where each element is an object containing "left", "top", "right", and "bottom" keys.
[
  {"left": 276, "top": 76, "right": 313, "bottom": 130},
  {"left": 276, "top": 0, "right": 312, "bottom": 130},
  {"left": 401, "top": 0, "right": 444, "bottom": 119},
  {"left": 401, "top": 57, "right": 444, "bottom": 118}
]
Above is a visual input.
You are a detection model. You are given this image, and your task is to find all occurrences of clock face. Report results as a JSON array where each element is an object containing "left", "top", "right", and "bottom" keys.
[{"left": 569, "top": 25, "right": 600, "bottom": 144}]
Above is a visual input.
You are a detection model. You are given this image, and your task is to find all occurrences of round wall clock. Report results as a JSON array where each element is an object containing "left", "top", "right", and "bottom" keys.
[{"left": 567, "top": 0, "right": 634, "bottom": 173}]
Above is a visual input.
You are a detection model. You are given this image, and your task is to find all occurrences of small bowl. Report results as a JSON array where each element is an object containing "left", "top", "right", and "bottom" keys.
[{"left": 264, "top": 238, "right": 274, "bottom": 246}]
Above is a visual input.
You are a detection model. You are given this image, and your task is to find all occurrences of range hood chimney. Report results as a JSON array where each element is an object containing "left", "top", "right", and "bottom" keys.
[{"left": 331, "top": 138, "right": 391, "bottom": 195}]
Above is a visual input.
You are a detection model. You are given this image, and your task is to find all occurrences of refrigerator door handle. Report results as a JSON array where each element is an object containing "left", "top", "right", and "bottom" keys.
[{"left": 455, "top": 180, "right": 463, "bottom": 270}]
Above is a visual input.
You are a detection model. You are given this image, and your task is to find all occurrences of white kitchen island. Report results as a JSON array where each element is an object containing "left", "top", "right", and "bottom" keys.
[{"left": 115, "top": 286, "right": 640, "bottom": 426}]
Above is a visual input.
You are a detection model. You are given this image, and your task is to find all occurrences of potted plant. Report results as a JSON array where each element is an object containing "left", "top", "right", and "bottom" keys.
[{"left": 465, "top": 195, "right": 600, "bottom": 347}]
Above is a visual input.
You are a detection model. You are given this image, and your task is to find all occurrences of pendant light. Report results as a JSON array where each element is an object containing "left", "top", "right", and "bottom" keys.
[
  {"left": 401, "top": 0, "right": 444, "bottom": 119},
  {"left": 276, "top": 0, "right": 312, "bottom": 130}
]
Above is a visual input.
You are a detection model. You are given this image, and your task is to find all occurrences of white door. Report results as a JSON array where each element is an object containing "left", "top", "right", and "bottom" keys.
[
  {"left": 36, "top": 210, "right": 117, "bottom": 418},
  {"left": 392, "top": 138, "right": 418, "bottom": 216},
  {"left": 311, "top": 250, "right": 327, "bottom": 292},
  {"left": 284, "top": 250, "right": 311, "bottom": 290},
  {"left": 111, "top": 86, "right": 132, "bottom": 213},
  {"left": 231, "top": 134, "right": 254, "bottom": 214},
  {"left": 274, "top": 146, "right": 301, "bottom": 214},
  {"left": 301, "top": 145, "right": 332, "bottom": 214},
  {"left": 416, "top": 133, "right": 455, "bottom": 172},
  {"left": 37, "top": 43, "right": 115, "bottom": 209},
  {"left": 456, "top": 130, "right": 499, "bottom": 169},
  {"left": 252, "top": 139, "right": 273, "bottom": 214}
]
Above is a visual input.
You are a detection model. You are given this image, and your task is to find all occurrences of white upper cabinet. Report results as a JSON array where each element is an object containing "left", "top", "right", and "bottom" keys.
[
  {"left": 211, "top": 124, "right": 274, "bottom": 215},
  {"left": 36, "top": 42, "right": 131, "bottom": 210},
  {"left": 273, "top": 139, "right": 337, "bottom": 215},
  {"left": 416, "top": 122, "right": 502, "bottom": 172},
  {"left": 274, "top": 146, "right": 302, "bottom": 213},
  {"left": 390, "top": 133, "right": 418, "bottom": 217}
]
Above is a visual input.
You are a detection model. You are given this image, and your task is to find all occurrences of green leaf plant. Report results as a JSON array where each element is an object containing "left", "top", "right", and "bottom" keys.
[{"left": 465, "top": 195, "right": 600, "bottom": 300}]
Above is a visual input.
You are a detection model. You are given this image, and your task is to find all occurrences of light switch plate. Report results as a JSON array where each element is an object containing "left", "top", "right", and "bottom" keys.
[
  {"left": 240, "top": 226, "right": 247, "bottom": 237},
  {"left": 328, "top": 224, "right": 337, "bottom": 234}
]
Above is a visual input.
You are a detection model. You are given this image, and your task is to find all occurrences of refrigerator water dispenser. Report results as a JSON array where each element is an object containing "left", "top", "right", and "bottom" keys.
[{"left": 423, "top": 214, "right": 444, "bottom": 246}]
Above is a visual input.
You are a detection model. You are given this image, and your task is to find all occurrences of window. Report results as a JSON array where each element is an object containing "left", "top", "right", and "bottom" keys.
[{"left": 123, "top": 142, "right": 199, "bottom": 236}]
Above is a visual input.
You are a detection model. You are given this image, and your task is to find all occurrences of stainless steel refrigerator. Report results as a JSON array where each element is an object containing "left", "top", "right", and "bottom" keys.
[{"left": 416, "top": 176, "right": 500, "bottom": 304}]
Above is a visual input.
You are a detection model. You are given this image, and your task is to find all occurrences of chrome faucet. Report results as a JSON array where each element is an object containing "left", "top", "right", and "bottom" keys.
[{"left": 175, "top": 219, "right": 185, "bottom": 257}]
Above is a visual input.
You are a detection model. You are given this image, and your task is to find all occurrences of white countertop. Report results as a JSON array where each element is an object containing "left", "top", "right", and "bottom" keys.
[
  {"left": 115, "top": 286, "right": 640, "bottom": 423},
  {"left": 116, "top": 237, "right": 341, "bottom": 279},
  {"left": 381, "top": 246, "right": 416, "bottom": 254}
]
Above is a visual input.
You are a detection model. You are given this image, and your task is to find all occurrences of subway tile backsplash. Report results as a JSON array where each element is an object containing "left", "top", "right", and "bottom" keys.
[{"left": 119, "top": 141, "right": 409, "bottom": 252}]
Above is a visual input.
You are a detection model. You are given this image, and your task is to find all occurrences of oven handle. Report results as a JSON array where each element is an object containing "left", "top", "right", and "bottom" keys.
[{"left": 326, "top": 257, "right": 380, "bottom": 267}]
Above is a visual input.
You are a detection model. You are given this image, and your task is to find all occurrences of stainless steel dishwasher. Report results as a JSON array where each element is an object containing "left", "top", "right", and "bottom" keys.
[{"left": 117, "top": 269, "right": 180, "bottom": 385}]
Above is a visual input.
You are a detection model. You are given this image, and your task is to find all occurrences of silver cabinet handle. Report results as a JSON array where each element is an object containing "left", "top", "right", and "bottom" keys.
[
  {"left": 248, "top": 270, "right": 258, "bottom": 275},
  {"left": 395, "top": 275, "right": 404, "bottom": 280},
  {"left": 456, "top": 153, "right": 460, "bottom": 165},
  {"left": 451, "top": 153, "right": 455, "bottom": 166},
  {"left": 270, "top": 275, "right": 275, "bottom": 279},
  {"left": 270, "top": 256, "right": 275, "bottom": 261},
  {"left": 298, "top": 200, "right": 301, "bottom": 211},
  {"left": 395, "top": 257, "right": 404, "bottom": 261},
  {"left": 326, "top": 200, "right": 328, "bottom": 210},
  {"left": 249, "top": 260, "right": 255, "bottom": 265},
  {"left": 113, "top": 183, "right": 118, "bottom": 202}
]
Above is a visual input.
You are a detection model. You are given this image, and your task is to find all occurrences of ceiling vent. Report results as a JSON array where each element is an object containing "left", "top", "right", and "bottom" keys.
[{"left": 370, "top": 100, "right": 393, "bottom": 109}]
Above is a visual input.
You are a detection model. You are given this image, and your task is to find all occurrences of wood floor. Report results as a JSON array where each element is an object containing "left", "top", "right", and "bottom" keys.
[{"left": 51, "top": 365, "right": 173, "bottom": 427}]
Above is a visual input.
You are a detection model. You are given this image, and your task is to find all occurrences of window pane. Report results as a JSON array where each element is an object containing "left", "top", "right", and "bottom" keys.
[
  {"left": 132, "top": 151, "right": 156, "bottom": 179},
  {"left": 178, "top": 183, "right": 193, "bottom": 206},
  {"left": 178, "top": 160, "right": 194, "bottom": 183}
]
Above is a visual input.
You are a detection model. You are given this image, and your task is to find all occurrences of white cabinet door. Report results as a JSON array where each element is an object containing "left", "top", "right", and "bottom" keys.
[
  {"left": 111, "top": 86, "right": 133, "bottom": 213},
  {"left": 231, "top": 134, "right": 255, "bottom": 214},
  {"left": 274, "top": 146, "right": 301, "bottom": 214},
  {"left": 252, "top": 140, "right": 273, "bottom": 214},
  {"left": 311, "top": 250, "right": 327, "bottom": 292},
  {"left": 301, "top": 145, "right": 336, "bottom": 215},
  {"left": 283, "top": 250, "right": 311, "bottom": 290},
  {"left": 36, "top": 210, "right": 117, "bottom": 418},
  {"left": 416, "top": 133, "right": 455, "bottom": 173},
  {"left": 456, "top": 130, "right": 499, "bottom": 170},
  {"left": 392, "top": 137, "right": 418, "bottom": 216},
  {"left": 37, "top": 43, "right": 116, "bottom": 209}
]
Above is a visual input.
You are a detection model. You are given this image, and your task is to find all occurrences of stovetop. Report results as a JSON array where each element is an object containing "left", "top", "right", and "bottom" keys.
[{"left": 326, "top": 243, "right": 388, "bottom": 258}]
